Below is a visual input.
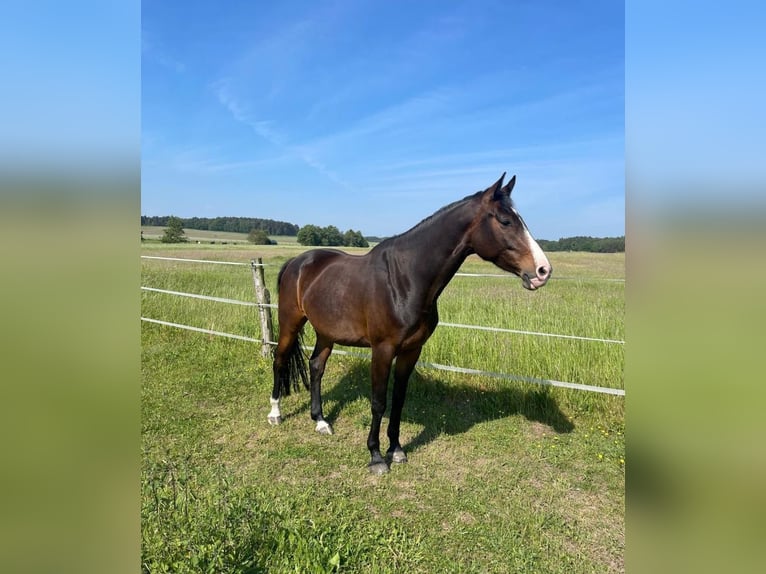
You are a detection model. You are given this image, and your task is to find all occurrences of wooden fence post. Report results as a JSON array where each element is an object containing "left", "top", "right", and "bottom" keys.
[{"left": 251, "top": 258, "right": 274, "bottom": 357}]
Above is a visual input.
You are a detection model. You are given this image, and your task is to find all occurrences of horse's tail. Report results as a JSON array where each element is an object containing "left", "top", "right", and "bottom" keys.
[
  {"left": 274, "top": 258, "right": 310, "bottom": 396},
  {"left": 278, "top": 327, "right": 309, "bottom": 395},
  {"left": 276, "top": 258, "right": 291, "bottom": 290}
]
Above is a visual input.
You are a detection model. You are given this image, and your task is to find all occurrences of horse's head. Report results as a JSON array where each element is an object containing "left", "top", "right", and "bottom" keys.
[{"left": 470, "top": 173, "right": 552, "bottom": 290}]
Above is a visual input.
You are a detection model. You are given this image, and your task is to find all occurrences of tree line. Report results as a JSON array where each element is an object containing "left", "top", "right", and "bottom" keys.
[
  {"left": 296, "top": 225, "right": 369, "bottom": 247},
  {"left": 143, "top": 215, "right": 369, "bottom": 247},
  {"left": 156, "top": 220, "right": 276, "bottom": 245},
  {"left": 140, "top": 215, "right": 299, "bottom": 236},
  {"left": 142, "top": 214, "right": 622, "bottom": 252},
  {"left": 537, "top": 236, "right": 624, "bottom": 253}
]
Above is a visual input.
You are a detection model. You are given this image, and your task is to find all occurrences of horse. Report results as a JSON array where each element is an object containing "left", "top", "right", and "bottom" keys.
[{"left": 268, "top": 173, "right": 551, "bottom": 475}]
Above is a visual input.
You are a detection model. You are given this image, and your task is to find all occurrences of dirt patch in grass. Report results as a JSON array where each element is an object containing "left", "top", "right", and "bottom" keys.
[
  {"left": 562, "top": 485, "right": 624, "bottom": 572},
  {"left": 527, "top": 420, "right": 552, "bottom": 438}
]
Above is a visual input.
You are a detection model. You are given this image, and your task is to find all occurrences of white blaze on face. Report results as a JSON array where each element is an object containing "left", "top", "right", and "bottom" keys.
[{"left": 512, "top": 207, "right": 551, "bottom": 288}]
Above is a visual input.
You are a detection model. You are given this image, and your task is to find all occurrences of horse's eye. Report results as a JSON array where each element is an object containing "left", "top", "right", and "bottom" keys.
[{"left": 496, "top": 215, "right": 512, "bottom": 226}]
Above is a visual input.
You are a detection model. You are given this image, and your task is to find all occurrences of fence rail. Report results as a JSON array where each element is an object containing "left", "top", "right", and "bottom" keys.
[
  {"left": 141, "top": 255, "right": 625, "bottom": 396},
  {"left": 139, "top": 317, "right": 624, "bottom": 397},
  {"left": 139, "top": 286, "right": 623, "bottom": 345},
  {"left": 140, "top": 255, "right": 625, "bottom": 281},
  {"left": 141, "top": 255, "right": 253, "bottom": 266}
]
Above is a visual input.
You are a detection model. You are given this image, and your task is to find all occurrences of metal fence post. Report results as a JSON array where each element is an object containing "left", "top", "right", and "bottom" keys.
[{"left": 251, "top": 258, "right": 274, "bottom": 357}]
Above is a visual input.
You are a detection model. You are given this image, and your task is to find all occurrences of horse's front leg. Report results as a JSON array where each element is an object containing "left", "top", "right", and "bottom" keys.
[
  {"left": 387, "top": 346, "right": 422, "bottom": 464},
  {"left": 367, "top": 344, "right": 395, "bottom": 475},
  {"left": 309, "top": 337, "right": 334, "bottom": 435}
]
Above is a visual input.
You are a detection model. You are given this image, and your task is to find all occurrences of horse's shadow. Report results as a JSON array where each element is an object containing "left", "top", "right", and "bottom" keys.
[{"left": 291, "top": 359, "right": 574, "bottom": 454}]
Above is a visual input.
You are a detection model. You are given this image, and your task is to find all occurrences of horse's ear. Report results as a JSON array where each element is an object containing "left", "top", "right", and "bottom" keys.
[
  {"left": 492, "top": 172, "right": 518, "bottom": 202},
  {"left": 487, "top": 172, "right": 506, "bottom": 200},
  {"left": 500, "top": 174, "right": 517, "bottom": 197}
]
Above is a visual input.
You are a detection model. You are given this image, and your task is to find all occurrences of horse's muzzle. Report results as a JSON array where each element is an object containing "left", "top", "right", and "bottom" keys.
[{"left": 522, "top": 265, "right": 551, "bottom": 290}]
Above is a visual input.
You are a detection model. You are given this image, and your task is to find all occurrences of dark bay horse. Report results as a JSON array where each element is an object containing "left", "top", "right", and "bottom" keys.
[{"left": 268, "top": 173, "right": 551, "bottom": 474}]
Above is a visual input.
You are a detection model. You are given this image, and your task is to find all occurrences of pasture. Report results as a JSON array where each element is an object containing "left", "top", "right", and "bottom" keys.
[
  {"left": 141, "top": 226, "right": 301, "bottom": 246},
  {"left": 141, "top": 242, "right": 624, "bottom": 573}
]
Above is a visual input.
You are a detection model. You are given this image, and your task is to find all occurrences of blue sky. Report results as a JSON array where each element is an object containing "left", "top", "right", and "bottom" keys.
[{"left": 142, "top": 1, "right": 624, "bottom": 239}]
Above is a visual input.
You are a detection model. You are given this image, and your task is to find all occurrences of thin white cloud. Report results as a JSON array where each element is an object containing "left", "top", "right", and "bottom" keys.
[
  {"left": 143, "top": 139, "right": 288, "bottom": 176},
  {"left": 212, "top": 78, "right": 353, "bottom": 190}
]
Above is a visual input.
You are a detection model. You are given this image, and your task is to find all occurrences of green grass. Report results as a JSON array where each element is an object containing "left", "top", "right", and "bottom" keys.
[
  {"left": 142, "top": 245, "right": 624, "bottom": 573},
  {"left": 141, "top": 226, "right": 302, "bottom": 246}
]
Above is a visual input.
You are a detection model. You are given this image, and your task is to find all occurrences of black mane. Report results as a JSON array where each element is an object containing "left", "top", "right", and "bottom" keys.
[{"left": 373, "top": 190, "right": 485, "bottom": 251}]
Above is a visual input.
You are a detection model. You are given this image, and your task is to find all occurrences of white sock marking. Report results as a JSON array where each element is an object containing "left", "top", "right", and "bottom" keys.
[
  {"left": 315, "top": 420, "right": 333, "bottom": 434},
  {"left": 268, "top": 398, "right": 281, "bottom": 420}
]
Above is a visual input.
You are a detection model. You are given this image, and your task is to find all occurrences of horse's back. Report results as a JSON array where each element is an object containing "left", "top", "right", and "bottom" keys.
[
  {"left": 279, "top": 249, "right": 377, "bottom": 345},
  {"left": 281, "top": 248, "right": 362, "bottom": 288}
]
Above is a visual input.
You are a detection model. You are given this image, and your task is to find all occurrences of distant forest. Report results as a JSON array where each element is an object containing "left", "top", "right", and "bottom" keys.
[
  {"left": 537, "top": 236, "right": 624, "bottom": 253},
  {"left": 140, "top": 215, "right": 299, "bottom": 236},
  {"left": 140, "top": 215, "right": 624, "bottom": 253}
]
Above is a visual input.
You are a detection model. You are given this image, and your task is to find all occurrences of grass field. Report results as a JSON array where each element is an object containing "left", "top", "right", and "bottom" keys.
[
  {"left": 141, "top": 226, "right": 302, "bottom": 246},
  {"left": 141, "top": 243, "right": 624, "bottom": 573}
]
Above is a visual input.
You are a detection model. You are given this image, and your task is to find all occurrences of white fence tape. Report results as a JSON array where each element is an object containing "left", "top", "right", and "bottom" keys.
[
  {"left": 141, "top": 256, "right": 624, "bottom": 281},
  {"left": 141, "top": 255, "right": 252, "bottom": 266},
  {"left": 141, "top": 255, "right": 625, "bottom": 396},
  {"left": 140, "top": 286, "right": 279, "bottom": 308},
  {"left": 140, "top": 317, "right": 625, "bottom": 396},
  {"left": 140, "top": 317, "right": 265, "bottom": 343},
  {"left": 141, "top": 286, "right": 622, "bottom": 344},
  {"left": 454, "top": 271, "right": 624, "bottom": 282},
  {"left": 439, "top": 322, "right": 624, "bottom": 345},
  {"left": 141, "top": 286, "right": 258, "bottom": 307}
]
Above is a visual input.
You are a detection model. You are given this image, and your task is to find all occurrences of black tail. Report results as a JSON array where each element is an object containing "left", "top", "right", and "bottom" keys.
[
  {"left": 276, "top": 327, "right": 309, "bottom": 396},
  {"left": 273, "top": 258, "right": 309, "bottom": 396}
]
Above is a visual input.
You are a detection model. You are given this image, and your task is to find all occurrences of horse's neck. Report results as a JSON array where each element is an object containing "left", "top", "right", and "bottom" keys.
[{"left": 389, "top": 200, "right": 476, "bottom": 306}]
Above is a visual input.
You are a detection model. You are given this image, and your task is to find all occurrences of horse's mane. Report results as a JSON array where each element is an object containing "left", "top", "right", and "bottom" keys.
[{"left": 374, "top": 190, "right": 484, "bottom": 249}]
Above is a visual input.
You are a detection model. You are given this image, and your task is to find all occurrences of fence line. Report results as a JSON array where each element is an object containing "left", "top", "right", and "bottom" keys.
[
  {"left": 141, "top": 286, "right": 258, "bottom": 307},
  {"left": 140, "top": 285, "right": 623, "bottom": 344},
  {"left": 439, "top": 321, "right": 624, "bottom": 345},
  {"left": 140, "top": 317, "right": 265, "bottom": 343},
  {"left": 141, "top": 255, "right": 253, "bottom": 266},
  {"left": 454, "top": 272, "right": 625, "bottom": 282},
  {"left": 140, "top": 317, "right": 624, "bottom": 397},
  {"left": 141, "top": 255, "right": 625, "bottom": 396},
  {"left": 140, "top": 256, "right": 625, "bottom": 281},
  {"left": 140, "top": 286, "right": 280, "bottom": 309}
]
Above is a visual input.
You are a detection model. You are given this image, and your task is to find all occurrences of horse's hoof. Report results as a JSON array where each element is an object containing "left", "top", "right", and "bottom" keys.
[
  {"left": 315, "top": 420, "right": 333, "bottom": 435},
  {"left": 267, "top": 415, "right": 282, "bottom": 426},
  {"left": 388, "top": 448, "right": 408, "bottom": 464},
  {"left": 368, "top": 462, "right": 389, "bottom": 476}
]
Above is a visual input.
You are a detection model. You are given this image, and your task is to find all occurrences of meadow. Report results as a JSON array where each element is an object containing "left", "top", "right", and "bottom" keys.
[
  {"left": 141, "top": 241, "right": 624, "bottom": 573},
  {"left": 141, "top": 226, "right": 301, "bottom": 246}
]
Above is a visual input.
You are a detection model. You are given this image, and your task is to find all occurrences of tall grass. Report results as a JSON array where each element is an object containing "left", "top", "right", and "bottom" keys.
[
  {"left": 141, "top": 249, "right": 623, "bottom": 408},
  {"left": 141, "top": 245, "right": 624, "bottom": 573}
]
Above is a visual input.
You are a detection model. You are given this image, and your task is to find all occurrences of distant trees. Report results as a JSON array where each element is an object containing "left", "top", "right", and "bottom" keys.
[
  {"left": 247, "top": 229, "right": 274, "bottom": 245},
  {"left": 296, "top": 224, "right": 322, "bottom": 246},
  {"left": 343, "top": 229, "right": 368, "bottom": 248},
  {"left": 297, "top": 225, "right": 369, "bottom": 248},
  {"left": 160, "top": 216, "right": 187, "bottom": 243},
  {"left": 320, "top": 225, "right": 344, "bottom": 247},
  {"left": 537, "top": 236, "right": 624, "bottom": 253},
  {"left": 140, "top": 215, "right": 299, "bottom": 236},
  {"left": 141, "top": 214, "right": 373, "bottom": 248},
  {"left": 144, "top": 212, "right": 619, "bottom": 253}
]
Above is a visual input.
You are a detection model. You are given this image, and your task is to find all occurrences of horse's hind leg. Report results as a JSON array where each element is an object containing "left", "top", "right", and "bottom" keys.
[
  {"left": 269, "top": 315, "right": 306, "bottom": 425},
  {"left": 309, "top": 335, "right": 334, "bottom": 435},
  {"left": 269, "top": 338, "right": 289, "bottom": 425}
]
